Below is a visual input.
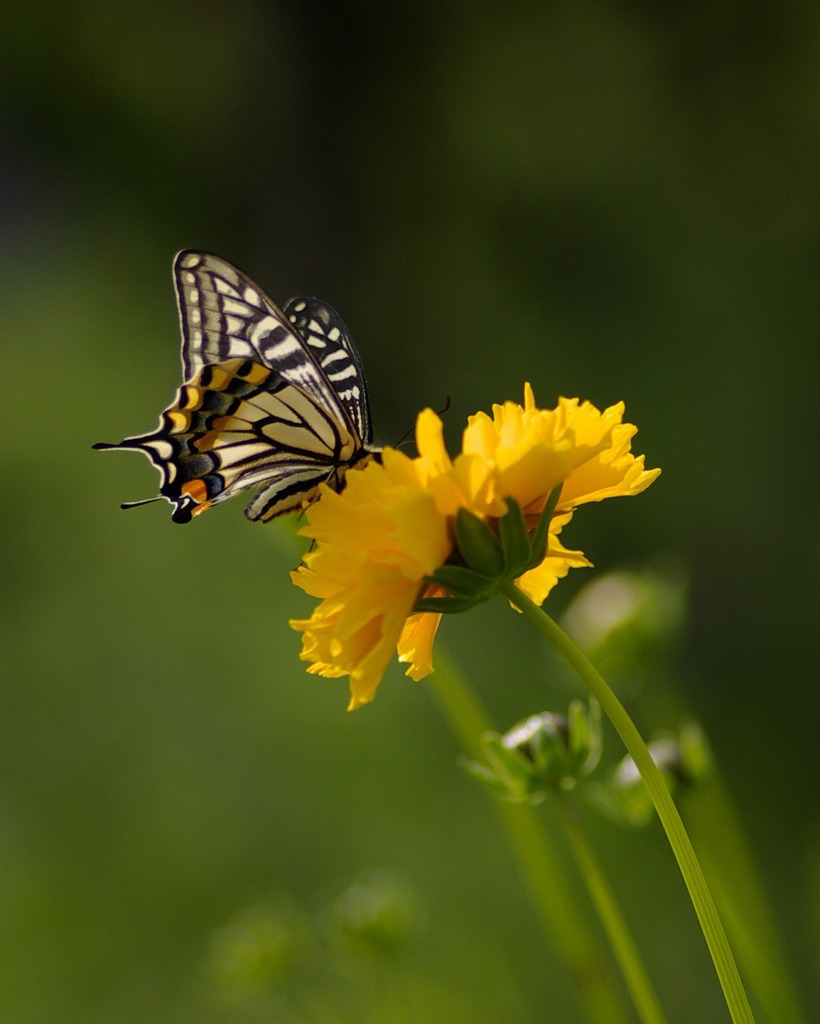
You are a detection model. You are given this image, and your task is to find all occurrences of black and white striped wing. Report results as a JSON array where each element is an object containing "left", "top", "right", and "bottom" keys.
[
  {"left": 283, "top": 296, "right": 373, "bottom": 445},
  {"left": 174, "top": 250, "right": 354, "bottom": 436},
  {"left": 95, "top": 358, "right": 365, "bottom": 523},
  {"left": 94, "top": 251, "right": 380, "bottom": 524}
]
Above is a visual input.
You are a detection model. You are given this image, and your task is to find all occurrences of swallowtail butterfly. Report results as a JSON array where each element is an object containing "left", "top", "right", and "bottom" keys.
[{"left": 94, "top": 250, "right": 381, "bottom": 523}]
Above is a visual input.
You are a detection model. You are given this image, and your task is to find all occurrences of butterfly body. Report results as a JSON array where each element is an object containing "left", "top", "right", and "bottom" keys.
[{"left": 94, "top": 251, "right": 380, "bottom": 522}]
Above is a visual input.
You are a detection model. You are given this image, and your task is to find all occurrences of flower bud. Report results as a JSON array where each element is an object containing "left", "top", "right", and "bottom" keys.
[
  {"left": 594, "top": 720, "right": 712, "bottom": 826},
  {"left": 561, "top": 566, "right": 687, "bottom": 694},
  {"left": 209, "top": 899, "right": 311, "bottom": 993},
  {"left": 465, "top": 700, "right": 602, "bottom": 803},
  {"left": 330, "top": 869, "right": 419, "bottom": 957}
]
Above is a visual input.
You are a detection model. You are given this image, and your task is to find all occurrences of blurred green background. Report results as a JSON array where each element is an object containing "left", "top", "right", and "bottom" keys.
[{"left": 2, "top": 2, "right": 818, "bottom": 1021}]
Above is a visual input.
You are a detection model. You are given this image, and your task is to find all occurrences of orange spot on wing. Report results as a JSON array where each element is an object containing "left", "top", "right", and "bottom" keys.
[
  {"left": 194, "top": 417, "right": 237, "bottom": 451},
  {"left": 181, "top": 479, "right": 210, "bottom": 504},
  {"left": 194, "top": 432, "right": 219, "bottom": 451}
]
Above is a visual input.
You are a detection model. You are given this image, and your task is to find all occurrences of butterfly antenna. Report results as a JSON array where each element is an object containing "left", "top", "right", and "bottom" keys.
[
  {"left": 393, "top": 395, "right": 451, "bottom": 450},
  {"left": 393, "top": 425, "right": 414, "bottom": 449},
  {"left": 120, "top": 497, "right": 163, "bottom": 511}
]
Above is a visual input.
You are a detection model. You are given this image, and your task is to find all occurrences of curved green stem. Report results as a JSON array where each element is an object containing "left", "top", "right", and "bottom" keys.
[
  {"left": 498, "top": 579, "right": 755, "bottom": 1024},
  {"left": 428, "top": 652, "right": 631, "bottom": 1024},
  {"left": 686, "top": 771, "right": 808, "bottom": 1024},
  {"left": 557, "top": 800, "right": 668, "bottom": 1024}
]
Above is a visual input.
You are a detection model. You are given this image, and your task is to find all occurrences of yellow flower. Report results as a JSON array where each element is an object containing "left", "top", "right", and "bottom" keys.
[
  {"left": 290, "top": 449, "right": 451, "bottom": 710},
  {"left": 290, "top": 384, "right": 660, "bottom": 709},
  {"left": 415, "top": 384, "right": 658, "bottom": 517},
  {"left": 411, "top": 384, "right": 659, "bottom": 606}
]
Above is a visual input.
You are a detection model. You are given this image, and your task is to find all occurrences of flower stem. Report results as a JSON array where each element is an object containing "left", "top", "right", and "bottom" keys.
[
  {"left": 498, "top": 579, "right": 756, "bottom": 1024},
  {"left": 557, "top": 800, "right": 668, "bottom": 1024},
  {"left": 685, "top": 770, "right": 809, "bottom": 1024},
  {"left": 428, "top": 651, "right": 631, "bottom": 1024}
]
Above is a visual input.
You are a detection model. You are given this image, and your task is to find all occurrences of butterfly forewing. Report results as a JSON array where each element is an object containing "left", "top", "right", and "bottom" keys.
[
  {"left": 95, "top": 251, "right": 379, "bottom": 523},
  {"left": 283, "top": 297, "right": 373, "bottom": 444},
  {"left": 174, "top": 250, "right": 352, "bottom": 432}
]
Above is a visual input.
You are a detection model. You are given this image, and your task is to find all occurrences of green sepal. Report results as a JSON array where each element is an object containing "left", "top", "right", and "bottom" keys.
[
  {"left": 463, "top": 733, "right": 547, "bottom": 803},
  {"left": 526, "top": 485, "right": 562, "bottom": 570},
  {"left": 455, "top": 508, "right": 505, "bottom": 577},
  {"left": 483, "top": 733, "right": 535, "bottom": 789},
  {"left": 424, "top": 564, "right": 495, "bottom": 598},
  {"left": 414, "top": 563, "right": 500, "bottom": 614},
  {"left": 678, "top": 719, "right": 712, "bottom": 784},
  {"left": 413, "top": 593, "right": 488, "bottom": 614},
  {"left": 461, "top": 756, "right": 512, "bottom": 795},
  {"left": 461, "top": 754, "right": 535, "bottom": 801},
  {"left": 511, "top": 713, "right": 575, "bottom": 785},
  {"left": 497, "top": 498, "right": 532, "bottom": 576},
  {"left": 585, "top": 779, "right": 655, "bottom": 828},
  {"left": 476, "top": 701, "right": 604, "bottom": 799},
  {"left": 567, "top": 697, "right": 602, "bottom": 774}
]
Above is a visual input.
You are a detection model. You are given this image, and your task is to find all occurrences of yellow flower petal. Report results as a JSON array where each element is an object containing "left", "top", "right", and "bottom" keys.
[
  {"left": 397, "top": 607, "right": 443, "bottom": 681},
  {"left": 517, "top": 528, "right": 592, "bottom": 606},
  {"left": 395, "top": 584, "right": 448, "bottom": 680}
]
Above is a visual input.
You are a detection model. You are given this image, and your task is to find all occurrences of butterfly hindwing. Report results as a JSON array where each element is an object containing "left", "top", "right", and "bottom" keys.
[{"left": 95, "top": 252, "right": 379, "bottom": 523}]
